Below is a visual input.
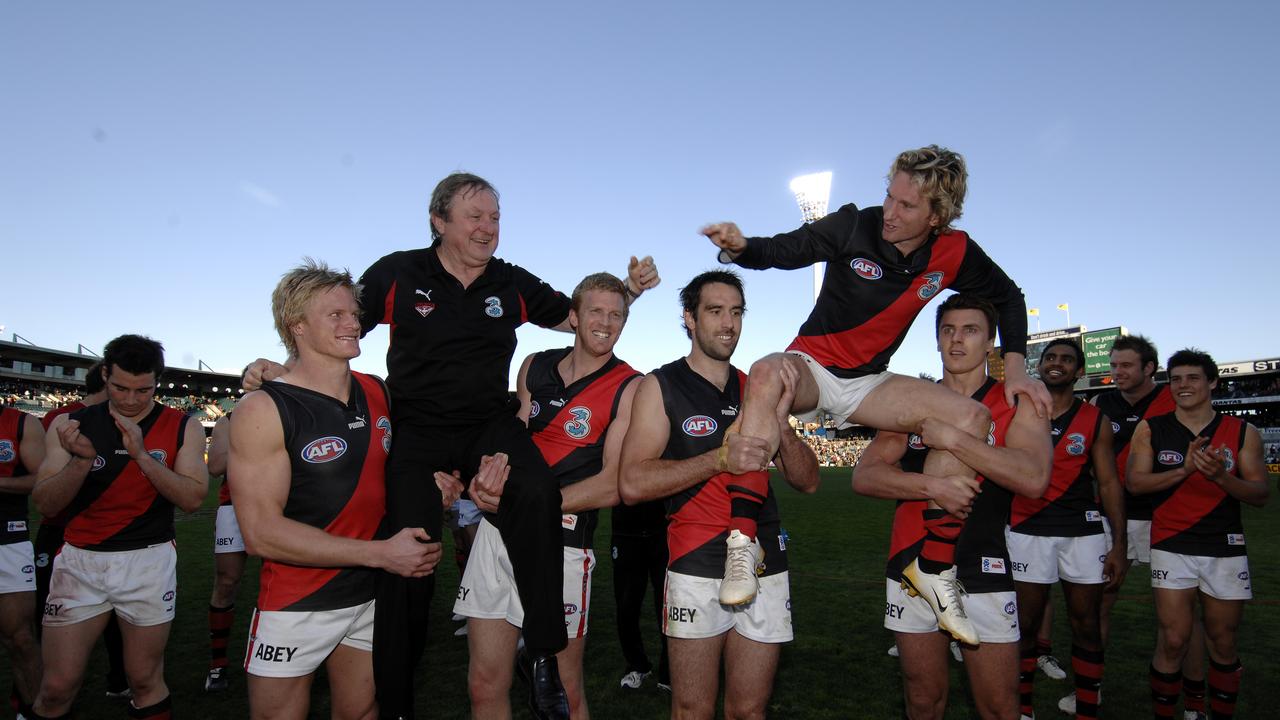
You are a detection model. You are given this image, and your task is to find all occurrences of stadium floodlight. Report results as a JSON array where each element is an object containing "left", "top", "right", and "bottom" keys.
[{"left": 790, "top": 171, "right": 832, "bottom": 302}]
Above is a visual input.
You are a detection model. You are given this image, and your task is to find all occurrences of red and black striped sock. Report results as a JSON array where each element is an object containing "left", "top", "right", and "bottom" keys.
[
  {"left": 919, "top": 508, "right": 963, "bottom": 573},
  {"left": 1208, "top": 658, "right": 1242, "bottom": 720},
  {"left": 1150, "top": 664, "right": 1180, "bottom": 719},
  {"left": 1181, "top": 675, "right": 1206, "bottom": 715},
  {"left": 209, "top": 603, "right": 235, "bottom": 670},
  {"left": 128, "top": 695, "right": 172, "bottom": 719},
  {"left": 727, "top": 470, "right": 768, "bottom": 539},
  {"left": 1035, "top": 638, "right": 1053, "bottom": 658},
  {"left": 1018, "top": 647, "right": 1037, "bottom": 718},
  {"left": 1071, "top": 644, "right": 1104, "bottom": 719}
]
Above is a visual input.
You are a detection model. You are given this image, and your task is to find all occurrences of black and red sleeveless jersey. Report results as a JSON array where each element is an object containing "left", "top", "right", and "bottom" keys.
[
  {"left": 217, "top": 411, "right": 234, "bottom": 507},
  {"left": 526, "top": 348, "right": 639, "bottom": 549},
  {"left": 652, "top": 358, "right": 787, "bottom": 579},
  {"left": 884, "top": 379, "right": 1016, "bottom": 594},
  {"left": 1010, "top": 399, "right": 1105, "bottom": 537},
  {"left": 0, "top": 407, "right": 32, "bottom": 545},
  {"left": 63, "top": 402, "right": 188, "bottom": 552},
  {"left": 256, "top": 372, "right": 392, "bottom": 612},
  {"left": 728, "top": 204, "right": 1027, "bottom": 378},
  {"left": 1095, "top": 385, "right": 1175, "bottom": 522},
  {"left": 1148, "top": 413, "right": 1249, "bottom": 558},
  {"left": 41, "top": 401, "right": 86, "bottom": 430}
]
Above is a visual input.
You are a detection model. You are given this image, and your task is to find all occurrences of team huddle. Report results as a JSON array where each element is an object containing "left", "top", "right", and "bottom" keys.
[{"left": 0, "top": 146, "right": 1269, "bottom": 720}]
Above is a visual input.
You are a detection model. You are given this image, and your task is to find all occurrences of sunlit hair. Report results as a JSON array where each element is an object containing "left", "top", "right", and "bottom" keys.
[
  {"left": 571, "top": 272, "right": 629, "bottom": 321},
  {"left": 102, "top": 335, "right": 165, "bottom": 380},
  {"left": 1041, "top": 338, "right": 1084, "bottom": 367},
  {"left": 888, "top": 145, "right": 968, "bottom": 233},
  {"left": 272, "top": 258, "right": 362, "bottom": 357},
  {"left": 83, "top": 360, "right": 106, "bottom": 394},
  {"left": 678, "top": 270, "right": 745, "bottom": 339},
  {"left": 935, "top": 293, "right": 997, "bottom": 340},
  {"left": 1167, "top": 348, "right": 1219, "bottom": 383},
  {"left": 1111, "top": 334, "right": 1159, "bottom": 378},
  {"left": 428, "top": 172, "right": 499, "bottom": 245}
]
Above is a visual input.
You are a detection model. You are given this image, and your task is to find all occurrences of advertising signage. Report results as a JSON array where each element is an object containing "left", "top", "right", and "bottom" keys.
[{"left": 1082, "top": 327, "right": 1125, "bottom": 375}]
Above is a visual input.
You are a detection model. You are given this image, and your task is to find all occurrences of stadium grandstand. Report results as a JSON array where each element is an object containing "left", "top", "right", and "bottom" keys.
[
  {"left": 1, "top": 337, "right": 241, "bottom": 428},
  {"left": 991, "top": 327, "right": 1280, "bottom": 474}
]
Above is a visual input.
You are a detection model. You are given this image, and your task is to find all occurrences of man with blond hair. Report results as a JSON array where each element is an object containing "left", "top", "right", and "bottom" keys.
[
  {"left": 702, "top": 146, "right": 1048, "bottom": 645},
  {"left": 232, "top": 259, "right": 440, "bottom": 720}
]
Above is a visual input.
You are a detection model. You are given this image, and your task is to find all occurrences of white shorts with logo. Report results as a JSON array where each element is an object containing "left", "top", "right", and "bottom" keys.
[
  {"left": 447, "top": 498, "right": 483, "bottom": 530},
  {"left": 1150, "top": 550, "right": 1252, "bottom": 600},
  {"left": 0, "top": 541, "right": 35, "bottom": 594},
  {"left": 1008, "top": 531, "right": 1108, "bottom": 585},
  {"left": 213, "top": 505, "right": 246, "bottom": 554},
  {"left": 1106, "top": 518, "right": 1151, "bottom": 564},
  {"left": 884, "top": 578, "right": 1020, "bottom": 643},
  {"left": 44, "top": 542, "right": 177, "bottom": 627},
  {"left": 662, "top": 569, "right": 793, "bottom": 643},
  {"left": 789, "top": 352, "right": 895, "bottom": 426},
  {"left": 453, "top": 519, "right": 595, "bottom": 637},
  {"left": 245, "top": 599, "right": 375, "bottom": 678}
]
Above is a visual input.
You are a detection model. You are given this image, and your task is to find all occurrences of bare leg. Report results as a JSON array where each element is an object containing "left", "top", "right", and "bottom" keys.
[
  {"left": 118, "top": 618, "right": 172, "bottom": 708},
  {"left": 326, "top": 643, "right": 377, "bottom": 720},
  {"left": 466, "top": 617, "right": 520, "bottom": 720},
  {"left": 34, "top": 612, "right": 113, "bottom": 716},
  {"left": 961, "top": 640, "right": 1021, "bottom": 720},
  {"left": 0, "top": 591, "right": 41, "bottom": 707},
  {"left": 895, "top": 631, "right": 950, "bottom": 720},
  {"left": 557, "top": 637, "right": 588, "bottom": 719},
  {"left": 668, "top": 634, "right": 727, "bottom": 720},
  {"left": 721, "top": 631, "right": 780, "bottom": 720},
  {"left": 248, "top": 671, "right": 314, "bottom": 720}
]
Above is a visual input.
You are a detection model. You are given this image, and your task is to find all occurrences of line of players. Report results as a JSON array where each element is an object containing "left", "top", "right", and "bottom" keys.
[{"left": 0, "top": 145, "right": 1268, "bottom": 719}]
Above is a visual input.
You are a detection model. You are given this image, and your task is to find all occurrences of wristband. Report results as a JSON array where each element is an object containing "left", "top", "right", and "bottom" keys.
[{"left": 716, "top": 444, "right": 730, "bottom": 473}]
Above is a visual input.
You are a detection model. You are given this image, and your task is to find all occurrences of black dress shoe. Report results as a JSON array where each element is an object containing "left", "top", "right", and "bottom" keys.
[{"left": 526, "top": 652, "right": 570, "bottom": 720}]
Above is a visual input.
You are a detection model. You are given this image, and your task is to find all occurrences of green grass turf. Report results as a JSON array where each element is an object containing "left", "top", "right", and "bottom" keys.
[{"left": 5, "top": 470, "right": 1277, "bottom": 718}]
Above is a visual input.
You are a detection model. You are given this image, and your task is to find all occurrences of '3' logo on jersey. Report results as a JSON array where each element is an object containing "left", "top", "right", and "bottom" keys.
[
  {"left": 917, "top": 272, "right": 945, "bottom": 300},
  {"left": 484, "top": 296, "right": 504, "bottom": 318},
  {"left": 564, "top": 407, "right": 591, "bottom": 439}
]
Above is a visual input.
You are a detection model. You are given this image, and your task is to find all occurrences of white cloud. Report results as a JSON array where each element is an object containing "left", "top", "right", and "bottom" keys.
[{"left": 240, "top": 181, "right": 282, "bottom": 208}]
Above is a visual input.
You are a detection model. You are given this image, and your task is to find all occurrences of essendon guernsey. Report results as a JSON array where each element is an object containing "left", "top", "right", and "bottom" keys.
[
  {"left": 217, "top": 411, "right": 234, "bottom": 507},
  {"left": 652, "top": 359, "right": 787, "bottom": 580},
  {"left": 732, "top": 205, "right": 1028, "bottom": 378},
  {"left": 1096, "top": 385, "right": 1175, "bottom": 521},
  {"left": 256, "top": 373, "right": 391, "bottom": 612},
  {"left": 526, "top": 348, "right": 639, "bottom": 548},
  {"left": 884, "top": 379, "right": 1016, "bottom": 594},
  {"left": 1147, "top": 412, "right": 1249, "bottom": 557},
  {"left": 0, "top": 407, "right": 32, "bottom": 545},
  {"left": 1010, "top": 399, "right": 1105, "bottom": 537},
  {"left": 62, "top": 402, "right": 187, "bottom": 551}
]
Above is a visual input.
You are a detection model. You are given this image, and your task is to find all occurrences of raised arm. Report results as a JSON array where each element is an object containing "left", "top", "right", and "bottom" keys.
[
  {"left": 561, "top": 379, "right": 639, "bottom": 513},
  {"left": 0, "top": 414, "right": 45, "bottom": 496},
  {"left": 111, "top": 408, "right": 208, "bottom": 513},
  {"left": 230, "top": 390, "right": 438, "bottom": 577},
  {"left": 32, "top": 414, "right": 96, "bottom": 517},
  {"left": 703, "top": 205, "right": 860, "bottom": 270}
]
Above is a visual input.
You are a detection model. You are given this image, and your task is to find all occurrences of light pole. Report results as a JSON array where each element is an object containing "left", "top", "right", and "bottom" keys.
[{"left": 790, "top": 171, "right": 832, "bottom": 302}]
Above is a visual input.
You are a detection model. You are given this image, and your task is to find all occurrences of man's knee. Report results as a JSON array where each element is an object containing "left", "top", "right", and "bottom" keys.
[
  {"left": 467, "top": 659, "right": 511, "bottom": 705},
  {"left": 956, "top": 397, "right": 992, "bottom": 436},
  {"left": 904, "top": 692, "right": 945, "bottom": 720}
]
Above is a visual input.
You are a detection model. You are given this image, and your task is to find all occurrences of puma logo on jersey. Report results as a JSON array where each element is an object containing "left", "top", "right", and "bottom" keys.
[{"left": 981, "top": 557, "right": 1006, "bottom": 574}]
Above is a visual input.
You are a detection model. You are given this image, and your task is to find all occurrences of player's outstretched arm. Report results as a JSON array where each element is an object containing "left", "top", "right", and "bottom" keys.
[
  {"left": 852, "top": 430, "right": 980, "bottom": 518},
  {"left": 0, "top": 414, "right": 44, "bottom": 496},
  {"left": 772, "top": 361, "right": 818, "bottom": 494},
  {"left": 562, "top": 380, "right": 639, "bottom": 513},
  {"left": 240, "top": 358, "right": 288, "bottom": 392},
  {"left": 32, "top": 414, "right": 95, "bottom": 517},
  {"left": 112, "top": 408, "right": 208, "bottom": 513},
  {"left": 1125, "top": 421, "right": 1190, "bottom": 494},
  {"left": 231, "top": 391, "right": 439, "bottom": 577},
  {"left": 1092, "top": 418, "right": 1128, "bottom": 589},
  {"left": 703, "top": 210, "right": 853, "bottom": 270},
  {"left": 1205, "top": 424, "right": 1269, "bottom": 507}
]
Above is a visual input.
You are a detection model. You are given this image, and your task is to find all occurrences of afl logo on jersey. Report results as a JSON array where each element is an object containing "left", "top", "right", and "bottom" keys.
[
  {"left": 302, "top": 436, "right": 348, "bottom": 464},
  {"left": 682, "top": 415, "right": 718, "bottom": 437},
  {"left": 1065, "top": 433, "right": 1086, "bottom": 456},
  {"left": 907, "top": 434, "right": 926, "bottom": 451},
  {"left": 1157, "top": 450, "right": 1184, "bottom": 466},
  {"left": 850, "top": 258, "right": 883, "bottom": 280},
  {"left": 91, "top": 456, "right": 107, "bottom": 471},
  {"left": 376, "top": 416, "right": 392, "bottom": 454},
  {"left": 147, "top": 449, "right": 168, "bottom": 464},
  {"left": 0, "top": 440, "right": 13, "bottom": 463},
  {"left": 484, "top": 296, "right": 504, "bottom": 318},
  {"left": 917, "top": 271, "right": 945, "bottom": 300},
  {"left": 529, "top": 401, "right": 540, "bottom": 418}
]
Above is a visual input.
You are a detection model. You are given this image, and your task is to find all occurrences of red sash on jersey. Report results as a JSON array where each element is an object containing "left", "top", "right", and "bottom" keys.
[
  {"left": 1150, "top": 414, "right": 1245, "bottom": 547},
  {"left": 1117, "top": 386, "right": 1175, "bottom": 487},
  {"left": 531, "top": 362, "right": 637, "bottom": 467},
  {"left": 1011, "top": 401, "right": 1100, "bottom": 526},
  {"left": 788, "top": 231, "right": 968, "bottom": 369}
]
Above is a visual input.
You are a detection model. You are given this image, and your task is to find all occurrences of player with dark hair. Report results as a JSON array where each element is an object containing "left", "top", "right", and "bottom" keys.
[
  {"left": 703, "top": 146, "right": 1049, "bottom": 644},
  {"left": 32, "top": 335, "right": 208, "bottom": 720},
  {"left": 1128, "top": 349, "right": 1268, "bottom": 720}
]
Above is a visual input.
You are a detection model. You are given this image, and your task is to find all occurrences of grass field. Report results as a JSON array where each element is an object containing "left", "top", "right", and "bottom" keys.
[{"left": 5, "top": 469, "right": 1277, "bottom": 718}]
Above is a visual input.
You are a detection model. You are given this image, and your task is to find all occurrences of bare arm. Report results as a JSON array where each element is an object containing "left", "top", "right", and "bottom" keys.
[
  {"left": 1125, "top": 421, "right": 1190, "bottom": 494},
  {"left": 1092, "top": 418, "right": 1127, "bottom": 589},
  {"left": 206, "top": 415, "right": 230, "bottom": 478},
  {"left": 922, "top": 399, "right": 1052, "bottom": 498},
  {"left": 549, "top": 256, "right": 661, "bottom": 332},
  {"left": 32, "top": 414, "right": 96, "bottom": 517},
  {"left": 1202, "top": 424, "right": 1269, "bottom": 507},
  {"left": 0, "top": 414, "right": 45, "bottom": 495},
  {"left": 562, "top": 380, "right": 638, "bottom": 513},
  {"left": 851, "top": 430, "right": 980, "bottom": 518},
  {"left": 515, "top": 353, "right": 536, "bottom": 424},
  {"left": 113, "top": 408, "right": 208, "bottom": 513},
  {"left": 230, "top": 391, "right": 439, "bottom": 576},
  {"left": 1001, "top": 355, "right": 1052, "bottom": 418},
  {"left": 618, "top": 375, "right": 770, "bottom": 504}
]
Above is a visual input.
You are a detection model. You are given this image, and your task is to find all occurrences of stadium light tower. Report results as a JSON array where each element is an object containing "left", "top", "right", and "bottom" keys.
[{"left": 790, "top": 171, "right": 832, "bottom": 302}]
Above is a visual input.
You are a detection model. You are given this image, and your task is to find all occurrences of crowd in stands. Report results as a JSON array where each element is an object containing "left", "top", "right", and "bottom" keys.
[
  {"left": 799, "top": 433, "right": 871, "bottom": 467},
  {"left": 1, "top": 380, "right": 233, "bottom": 422},
  {"left": 1213, "top": 375, "right": 1280, "bottom": 399}
]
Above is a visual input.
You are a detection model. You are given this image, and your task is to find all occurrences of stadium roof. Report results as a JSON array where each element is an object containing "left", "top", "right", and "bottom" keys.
[{"left": 1, "top": 338, "right": 240, "bottom": 392}]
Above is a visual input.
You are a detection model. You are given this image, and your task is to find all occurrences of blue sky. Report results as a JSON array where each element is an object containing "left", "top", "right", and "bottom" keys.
[{"left": 4, "top": 2, "right": 1277, "bottom": 386}]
